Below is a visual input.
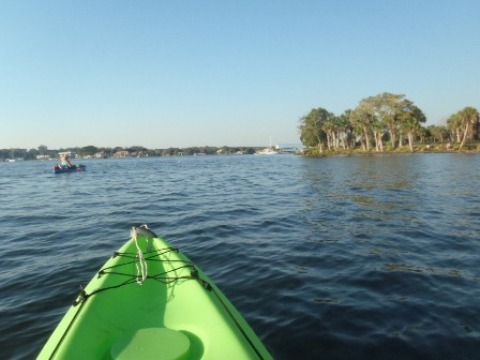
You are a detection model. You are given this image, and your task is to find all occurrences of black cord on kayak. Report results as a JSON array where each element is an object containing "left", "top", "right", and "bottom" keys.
[
  {"left": 73, "top": 286, "right": 87, "bottom": 306},
  {"left": 75, "top": 263, "right": 199, "bottom": 305},
  {"left": 190, "top": 267, "right": 212, "bottom": 291},
  {"left": 73, "top": 277, "right": 139, "bottom": 306},
  {"left": 68, "top": 251, "right": 266, "bottom": 360},
  {"left": 98, "top": 247, "right": 182, "bottom": 278}
]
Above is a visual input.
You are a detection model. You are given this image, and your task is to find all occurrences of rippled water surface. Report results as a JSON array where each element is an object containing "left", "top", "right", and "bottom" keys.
[{"left": 1, "top": 154, "right": 480, "bottom": 359}]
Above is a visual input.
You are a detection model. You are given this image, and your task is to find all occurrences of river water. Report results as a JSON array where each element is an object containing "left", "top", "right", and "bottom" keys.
[{"left": 1, "top": 153, "right": 480, "bottom": 359}]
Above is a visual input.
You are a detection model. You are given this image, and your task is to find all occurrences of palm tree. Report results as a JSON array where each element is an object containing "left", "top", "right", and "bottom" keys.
[
  {"left": 403, "top": 105, "right": 427, "bottom": 152},
  {"left": 337, "top": 111, "right": 353, "bottom": 149},
  {"left": 322, "top": 113, "right": 340, "bottom": 150},
  {"left": 375, "top": 92, "right": 408, "bottom": 149},
  {"left": 458, "top": 107, "right": 479, "bottom": 149},
  {"left": 399, "top": 105, "right": 426, "bottom": 152},
  {"left": 350, "top": 103, "right": 375, "bottom": 151},
  {"left": 447, "top": 112, "right": 463, "bottom": 144},
  {"left": 427, "top": 125, "right": 449, "bottom": 144}
]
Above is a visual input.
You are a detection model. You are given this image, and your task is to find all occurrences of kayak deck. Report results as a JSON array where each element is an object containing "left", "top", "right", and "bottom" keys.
[{"left": 38, "top": 234, "right": 272, "bottom": 359}]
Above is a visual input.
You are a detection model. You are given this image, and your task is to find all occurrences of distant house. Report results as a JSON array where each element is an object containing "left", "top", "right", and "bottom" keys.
[{"left": 113, "top": 150, "right": 130, "bottom": 158}]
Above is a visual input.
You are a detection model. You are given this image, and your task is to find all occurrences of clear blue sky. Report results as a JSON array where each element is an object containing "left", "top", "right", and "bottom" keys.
[{"left": 1, "top": 1, "right": 479, "bottom": 149}]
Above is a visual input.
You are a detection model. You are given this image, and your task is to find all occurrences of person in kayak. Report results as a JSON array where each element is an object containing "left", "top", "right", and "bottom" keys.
[{"left": 60, "top": 153, "right": 76, "bottom": 169}]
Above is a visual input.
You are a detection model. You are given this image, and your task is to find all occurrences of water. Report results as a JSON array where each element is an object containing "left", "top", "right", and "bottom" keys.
[{"left": 1, "top": 154, "right": 480, "bottom": 359}]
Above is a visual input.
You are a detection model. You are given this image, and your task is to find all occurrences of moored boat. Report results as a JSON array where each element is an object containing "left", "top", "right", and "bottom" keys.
[
  {"left": 255, "top": 137, "right": 278, "bottom": 155},
  {"left": 254, "top": 148, "right": 278, "bottom": 155}
]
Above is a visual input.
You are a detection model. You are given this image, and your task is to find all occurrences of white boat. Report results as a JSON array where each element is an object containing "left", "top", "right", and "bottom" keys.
[
  {"left": 7, "top": 149, "right": 16, "bottom": 162},
  {"left": 255, "top": 137, "right": 278, "bottom": 155},
  {"left": 255, "top": 148, "right": 278, "bottom": 155}
]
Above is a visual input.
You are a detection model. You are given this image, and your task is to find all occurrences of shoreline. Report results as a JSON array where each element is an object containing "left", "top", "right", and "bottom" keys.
[{"left": 301, "top": 143, "right": 480, "bottom": 157}]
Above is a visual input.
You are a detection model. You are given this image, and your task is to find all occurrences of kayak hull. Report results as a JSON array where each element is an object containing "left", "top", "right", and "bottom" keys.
[
  {"left": 38, "top": 235, "right": 272, "bottom": 360},
  {"left": 53, "top": 164, "right": 86, "bottom": 174}
]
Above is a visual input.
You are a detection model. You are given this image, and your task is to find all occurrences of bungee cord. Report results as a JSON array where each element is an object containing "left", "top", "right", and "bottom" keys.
[
  {"left": 59, "top": 226, "right": 269, "bottom": 360},
  {"left": 73, "top": 247, "right": 198, "bottom": 305}
]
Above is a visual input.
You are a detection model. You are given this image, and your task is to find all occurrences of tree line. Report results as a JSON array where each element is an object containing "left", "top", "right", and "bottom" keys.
[
  {"left": 0, "top": 145, "right": 260, "bottom": 160},
  {"left": 299, "top": 92, "right": 480, "bottom": 154}
]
